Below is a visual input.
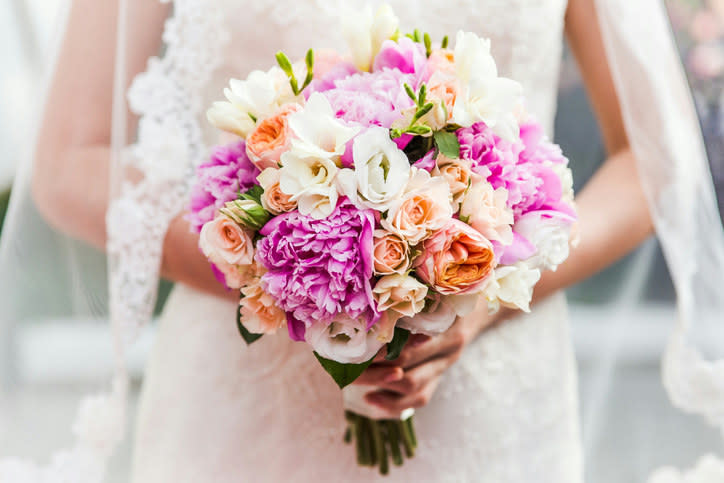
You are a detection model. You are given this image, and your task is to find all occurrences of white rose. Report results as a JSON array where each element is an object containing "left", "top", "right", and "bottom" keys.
[
  {"left": 288, "top": 93, "right": 360, "bottom": 161},
  {"left": 373, "top": 274, "right": 428, "bottom": 318},
  {"left": 337, "top": 127, "right": 410, "bottom": 211},
  {"left": 514, "top": 211, "right": 573, "bottom": 271},
  {"left": 342, "top": 4, "right": 399, "bottom": 71},
  {"left": 483, "top": 262, "right": 541, "bottom": 313},
  {"left": 451, "top": 30, "right": 523, "bottom": 141},
  {"left": 305, "top": 315, "right": 386, "bottom": 364},
  {"left": 459, "top": 180, "right": 514, "bottom": 245},
  {"left": 279, "top": 152, "right": 339, "bottom": 219}
]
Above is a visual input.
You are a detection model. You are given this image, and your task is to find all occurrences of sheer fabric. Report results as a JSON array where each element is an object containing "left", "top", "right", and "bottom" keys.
[{"left": 0, "top": 0, "right": 722, "bottom": 481}]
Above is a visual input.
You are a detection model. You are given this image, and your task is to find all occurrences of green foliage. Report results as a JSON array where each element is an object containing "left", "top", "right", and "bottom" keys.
[
  {"left": 385, "top": 327, "right": 410, "bottom": 361},
  {"left": 314, "top": 353, "right": 374, "bottom": 388}
]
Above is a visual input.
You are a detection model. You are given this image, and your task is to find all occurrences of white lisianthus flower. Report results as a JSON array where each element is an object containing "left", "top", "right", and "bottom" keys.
[
  {"left": 342, "top": 4, "right": 399, "bottom": 71},
  {"left": 483, "top": 262, "right": 541, "bottom": 313},
  {"left": 279, "top": 152, "right": 339, "bottom": 219},
  {"left": 397, "top": 292, "right": 480, "bottom": 335},
  {"left": 451, "top": 31, "right": 523, "bottom": 141},
  {"left": 337, "top": 127, "right": 410, "bottom": 211},
  {"left": 207, "top": 67, "right": 301, "bottom": 137},
  {"left": 288, "top": 93, "right": 360, "bottom": 161},
  {"left": 514, "top": 211, "right": 574, "bottom": 271},
  {"left": 305, "top": 315, "right": 386, "bottom": 364},
  {"left": 373, "top": 274, "right": 428, "bottom": 318}
]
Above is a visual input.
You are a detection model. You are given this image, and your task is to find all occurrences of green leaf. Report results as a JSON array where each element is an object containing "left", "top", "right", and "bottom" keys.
[
  {"left": 433, "top": 130, "right": 460, "bottom": 159},
  {"left": 385, "top": 327, "right": 410, "bottom": 361},
  {"left": 241, "top": 185, "right": 264, "bottom": 204},
  {"left": 236, "top": 293, "right": 263, "bottom": 345},
  {"left": 314, "top": 352, "right": 374, "bottom": 389},
  {"left": 441, "top": 35, "right": 449, "bottom": 49}
]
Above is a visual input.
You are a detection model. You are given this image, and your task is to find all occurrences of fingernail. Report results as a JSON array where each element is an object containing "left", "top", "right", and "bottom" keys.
[{"left": 384, "top": 369, "right": 403, "bottom": 382}]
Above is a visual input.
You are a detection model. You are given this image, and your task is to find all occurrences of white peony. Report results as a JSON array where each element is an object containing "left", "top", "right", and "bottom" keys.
[
  {"left": 552, "top": 163, "right": 575, "bottom": 204},
  {"left": 451, "top": 31, "right": 523, "bottom": 141},
  {"left": 341, "top": 4, "right": 399, "bottom": 71},
  {"left": 207, "top": 67, "right": 300, "bottom": 137},
  {"left": 514, "top": 211, "right": 573, "bottom": 271},
  {"left": 483, "top": 262, "right": 541, "bottom": 313},
  {"left": 288, "top": 93, "right": 359, "bottom": 162},
  {"left": 279, "top": 151, "right": 339, "bottom": 219},
  {"left": 305, "top": 315, "right": 386, "bottom": 364},
  {"left": 337, "top": 127, "right": 410, "bottom": 211}
]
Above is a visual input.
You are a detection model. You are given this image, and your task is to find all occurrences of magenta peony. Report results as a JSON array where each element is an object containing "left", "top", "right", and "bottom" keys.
[
  {"left": 187, "top": 140, "right": 260, "bottom": 233},
  {"left": 255, "top": 199, "right": 379, "bottom": 333}
]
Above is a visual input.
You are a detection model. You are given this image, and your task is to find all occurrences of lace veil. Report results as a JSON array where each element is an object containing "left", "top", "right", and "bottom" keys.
[{"left": 0, "top": 0, "right": 722, "bottom": 481}]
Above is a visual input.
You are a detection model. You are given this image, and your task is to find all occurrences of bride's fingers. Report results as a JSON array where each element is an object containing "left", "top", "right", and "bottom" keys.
[
  {"left": 352, "top": 364, "right": 404, "bottom": 386},
  {"left": 364, "top": 378, "right": 442, "bottom": 413},
  {"left": 378, "top": 355, "right": 451, "bottom": 395}
]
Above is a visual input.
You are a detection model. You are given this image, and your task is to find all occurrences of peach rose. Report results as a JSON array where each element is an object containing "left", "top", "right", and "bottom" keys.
[
  {"left": 199, "top": 214, "right": 254, "bottom": 267},
  {"left": 245, "top": 103, "right": 301, "bottom": 170},
  {"left": 459, "top": 180, "right": 514, "bottom": 246},
  {"left": 372, "top": 230, "right": 411, "bottom": 275},
  {"left": 426, "top": 49, "right": 456, "bottom": 76},
  {"left": 257, "top": 167, "right": 297, "bottom": 214},
  {"left": 381, "top": 168, "right": 454, "bottom": 245},
  {"left": 431, "top": 155, "right": 473, "bottom": 208},
  {"left": 240, "top": 278, "right": 286, "bottom": 334},
  {"left": 415, "top": 219, "right": 497, "bottom": 295},
  {"left": 372, "top": 273, "right": 428, "bottom": 318}
]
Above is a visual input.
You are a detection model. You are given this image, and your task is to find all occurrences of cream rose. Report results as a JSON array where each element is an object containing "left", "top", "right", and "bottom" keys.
[
  {"left": 459, "top": 180, "right": 514, "bottom": 246},
  {"left": 372, "top": 274, "right": 428, "bottom": 318},
  {"left": 199, "top": 214, "right": 254, "bottom": 267},
  {"left": 257, "top": 168, "right": 297, "bottom": 214},
  {"left": 431, "top": 155, "right": 474, "bottom": 209},
  {"left": 381, "top": 168, "right": 454, "bottom": 245}
]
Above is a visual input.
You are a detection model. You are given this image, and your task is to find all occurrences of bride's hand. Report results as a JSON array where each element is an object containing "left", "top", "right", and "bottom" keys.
[{"left": 354, "top": 307, "right": 502, "bottom": 413}]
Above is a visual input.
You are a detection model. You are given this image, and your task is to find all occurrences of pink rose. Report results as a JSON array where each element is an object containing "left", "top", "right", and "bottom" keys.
[
  {"left": 415, "top": 219, "right": 497, "bottom": 295},
  {"left": 381, "top": 168, "right": 454, "bottom": 245},
  {"left": 245, "top": 103, "right": 301, "bottom": 170},
  {"left": 199, "top": 214, "right": 254, "bottom": 267},
  {"left": 459, "top": 179, "right": 514, "bottom": 246},
  {"left": 240, "top": 278, "right": 286, "bottom": 334},
  {"left": 372, "top": 230, "right": 411, "bottom": 275},
  {"left": 257, "top": 168, "right": 297, "bottom": 214},
  {"left": 431, "top": 154, "right": 473, "bottom": 208}
]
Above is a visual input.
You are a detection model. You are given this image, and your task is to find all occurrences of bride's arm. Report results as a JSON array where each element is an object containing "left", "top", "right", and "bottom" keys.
[
  {"left": 358, "top": 0, "right": 657, "bottom": 410},
  {"left": 31, "top": 0, "right": 230, "bottom": 299}
]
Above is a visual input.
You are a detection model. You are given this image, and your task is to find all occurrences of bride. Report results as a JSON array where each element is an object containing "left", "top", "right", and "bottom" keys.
[{"left": 5, "top": 0, "right": 721, "bottom": 481}]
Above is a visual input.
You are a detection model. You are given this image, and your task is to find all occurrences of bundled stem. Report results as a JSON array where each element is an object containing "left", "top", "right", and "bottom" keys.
[{"left": 344, "top": 411, "right": 418, "bottom": 475}]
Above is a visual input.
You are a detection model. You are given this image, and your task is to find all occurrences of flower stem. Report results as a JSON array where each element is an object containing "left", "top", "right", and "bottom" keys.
[{"left": 385, "top": 420, "right": 404, "bottom": 466}]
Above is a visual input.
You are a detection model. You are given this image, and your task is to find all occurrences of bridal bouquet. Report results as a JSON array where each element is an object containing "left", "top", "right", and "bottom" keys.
[{"left": 189, "top": 5, "right": 577, "bottom": 474}]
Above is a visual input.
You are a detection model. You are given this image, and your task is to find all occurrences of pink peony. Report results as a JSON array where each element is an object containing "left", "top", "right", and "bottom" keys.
[
  {"left": 187, "top": 141, "right": 260, "bottom": 233},
  {"left": 373, "top": 37, "right": 427, "bottom": 77},
  {"left": 255, "top": 199, "right": 379, "bottom": 335}
]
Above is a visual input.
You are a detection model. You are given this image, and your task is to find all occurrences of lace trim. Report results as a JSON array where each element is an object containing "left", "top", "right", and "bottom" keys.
[{"left": 0, "top": 1, "right": 227, "bottom": 481}]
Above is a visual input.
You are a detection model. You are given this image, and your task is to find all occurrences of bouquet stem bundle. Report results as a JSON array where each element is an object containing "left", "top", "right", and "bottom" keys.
[{"left": 345, "top": 411, "right": 417, "bottom": 475}]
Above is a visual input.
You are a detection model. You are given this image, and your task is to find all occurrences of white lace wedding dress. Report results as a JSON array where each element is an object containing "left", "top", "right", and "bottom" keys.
[{"left": 130, "top": 1, "right": 583, "bottom": 481}]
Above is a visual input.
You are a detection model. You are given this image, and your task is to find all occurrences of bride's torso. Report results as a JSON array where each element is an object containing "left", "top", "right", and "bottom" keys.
[{"left": 132, "top": 2, "right": 583, "bottom": 482}]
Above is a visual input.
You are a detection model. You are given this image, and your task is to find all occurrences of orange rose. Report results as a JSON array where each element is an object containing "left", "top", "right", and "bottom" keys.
[
  {"left": 257, "top": 167, "right": 297, "bottom": 214},
  {"left": 415, "top": 219, "right": 496, "bottom": 295},
  {"left": 199, "top": 214, "right": 254, "bottom": 267},
  {"left": 245, "top": 103, "right": 301, "bottom": 170},
  {"left": 372, "top": 230, "right": 411, "bottom": 275},
  {"left": 240, "top": 279, "right": 286, "bottom": 334}
]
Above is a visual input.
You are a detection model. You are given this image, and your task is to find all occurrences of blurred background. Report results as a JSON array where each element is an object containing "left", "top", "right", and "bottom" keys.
[{"left": 1, "top": 1, "right": 723, "bottom": 481}]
